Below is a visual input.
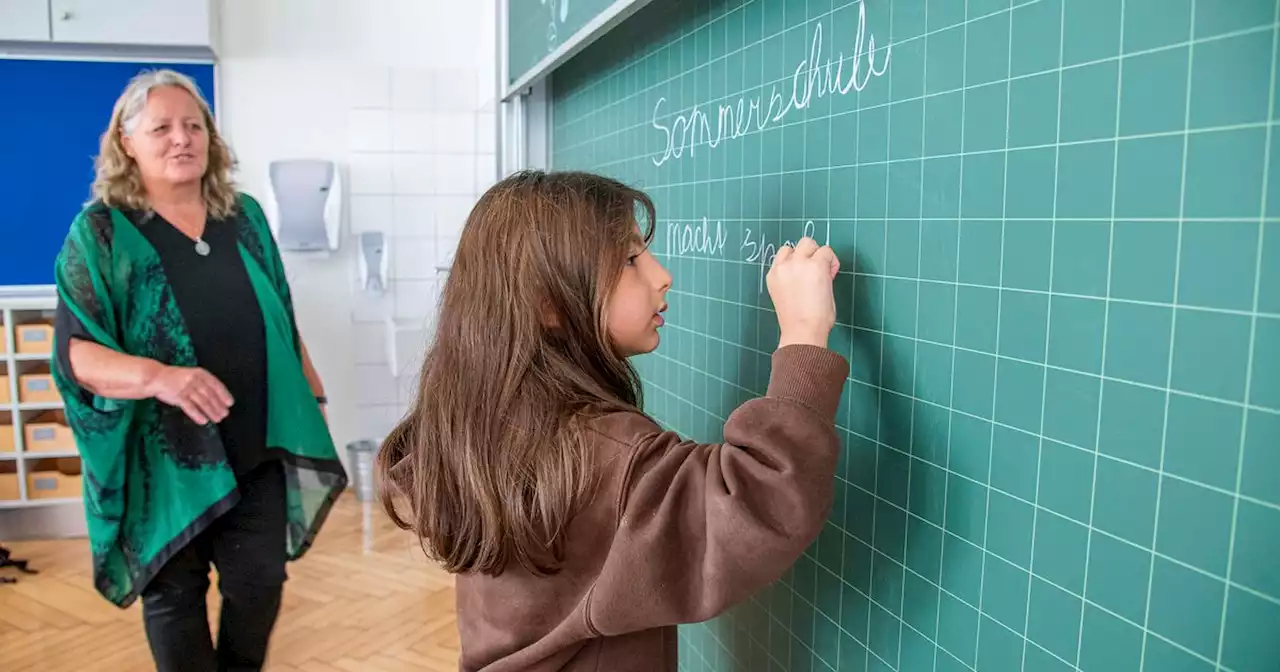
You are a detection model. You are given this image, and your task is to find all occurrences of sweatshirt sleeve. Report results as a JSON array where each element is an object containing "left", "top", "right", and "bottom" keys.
[{"left": 584, "top": 343, "right": 849, "bottom": 636}]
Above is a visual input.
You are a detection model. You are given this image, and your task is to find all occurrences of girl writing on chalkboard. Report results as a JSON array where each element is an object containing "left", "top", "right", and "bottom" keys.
[{"left": 376, "top": 170, "right": 848, "bottom": 671}]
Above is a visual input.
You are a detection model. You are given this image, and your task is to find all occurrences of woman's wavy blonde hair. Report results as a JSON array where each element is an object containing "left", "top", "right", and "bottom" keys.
[{"left": 91, "top": 69, "right": 239, "bottom": 218}]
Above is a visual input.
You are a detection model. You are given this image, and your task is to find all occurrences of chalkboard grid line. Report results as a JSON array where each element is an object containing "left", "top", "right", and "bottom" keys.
[
  {"left": 975, "top": 0, "right": 1017, "bottom": 666},
  {"left": 670, "top": 14, "right": 726, "bottom": 672},
  {"left": 653, "top": 319, "right": 1280, "bottom": 521},
  {"left": 552, "top": 0, "right": 755, "bottom": 132},
  {"left": 685, "top": 584, "right": 902, "bottom": 672},
  {"left": 641, "top": 110, "right": 1274, "bottom": 179},
  {"left": 678, "top": 617, "right": 748, "bottom": 672},
  {"left": 865, "top": 0, "right": 895, "bottom": 668},
  {"left": 551, "top": 0, "right": 820, "bottom": 119},
  {"left": 677, "top": 578, "right": 952, "bottom": 672},
  {"left": 1075, "top": 0, "right": 1127, "bottom": 666},
  {"left": 675, "top": 10, "right": 752, "bottom": 671},
  {"left": 553, "top": 0, "right": 1055, "bottom": 131},
  {"left": 644, "top": 373, "right": 1258, "bottom": 672},
  {"left": 657, "top": 285, "right": 1280, "bottom": 421},
  {"left": 642, "top": 370, "right": 1250, "bottom": 672},
  {"left": 607, "top": 3, "right": 1269, "bottom": 125},
  {"left": 648, "top": 380, "right": 1052, "bottom": 672},
  {"left": 555, "top": 2, "right": 1276, "bottom": 129},
  {"left": 564, "top": 82, "right": 1274, "bottom": 178},
  {"left": 659, "top": 215, "right": 1280, "bottom": 223},
  {"left": 654, "top": 253, "right": 1280, "bottom": 323},
  {"left": 564, "top": 106, "right": 1277, "bottom": 176},
  {"left": 551, "top": 0, "right": 962, "bottom": 113},
  {"left": 566, "top": 76, "right": 1273, "bottom": 182},
  {"left": 1140, "top": 0, "right": 1196, "bottom": 666},
  {"left": 678, "top": 636, "right": 717, "bottom": 671},
  {"left": 575, "top": 112, "right": 1278, "bottom": 187},
  {"left": 548, "top": 0, "right": 729, "bottom": 108},
  {"left": 763, "top": 4, "right": 791, "bottom": 664},
  {"left": 903, "top": 0, "right": 933, "bottom": 667},
  {"left": 796, "top": 590, "right": 943, "bottom": 672},
  {"left": 645, "top": 335, "right": 1280, "bottom": 613},
  {"left": 555, "top": 21, "right": 1276, "bottom": 159},
  {"left": 1215, "top": 1, "right": 1280, "bottom": 670},
  {"left": 800, "top": 0, "right": 836, "bottom": 667},
  {"left": 821, "top": 0, "right": 855, "bottom": 665},
  {"left": 551, "top": 0, "right": 1008, "bottom": 142},
  {"left": 555, "top": 27, "right": 1275, "bottom": 153},
  {"left": 919, "top": 0, "right": 962, "bottom": 665}
]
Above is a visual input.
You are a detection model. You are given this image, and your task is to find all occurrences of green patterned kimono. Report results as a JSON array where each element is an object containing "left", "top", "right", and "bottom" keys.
[{"left": 51, "top": 192, "right": 347, "bottom": 608}]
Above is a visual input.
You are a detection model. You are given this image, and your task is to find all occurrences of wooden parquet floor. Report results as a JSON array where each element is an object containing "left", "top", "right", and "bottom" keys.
[{"left": 0, "top": 493, "right": 461, "bottom": 672}]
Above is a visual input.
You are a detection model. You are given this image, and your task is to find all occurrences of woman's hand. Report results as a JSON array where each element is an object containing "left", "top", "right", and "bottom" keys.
[{"left": 145, "top": 365, "right": 234, "bottom": 425}]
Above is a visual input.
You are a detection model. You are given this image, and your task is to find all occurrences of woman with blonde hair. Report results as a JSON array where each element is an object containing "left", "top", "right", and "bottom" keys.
[{"left": 51, "top": 68, "right": 347, "bottom": 671}]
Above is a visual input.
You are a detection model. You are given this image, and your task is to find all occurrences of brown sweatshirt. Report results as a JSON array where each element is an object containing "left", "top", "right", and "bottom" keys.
[{"left": 454, "top": 344, "right": 850, "bottom": 671}]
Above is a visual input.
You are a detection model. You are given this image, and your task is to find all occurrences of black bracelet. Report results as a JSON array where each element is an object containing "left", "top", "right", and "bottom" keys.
[{"left": 315, "top": 395, "right": 328, "bottom": 405}]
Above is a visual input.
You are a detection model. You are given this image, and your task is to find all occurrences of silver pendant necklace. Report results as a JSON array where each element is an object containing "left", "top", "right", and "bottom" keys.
[{"left": 194, "top": 237, "right": 210, "bottom": 256}]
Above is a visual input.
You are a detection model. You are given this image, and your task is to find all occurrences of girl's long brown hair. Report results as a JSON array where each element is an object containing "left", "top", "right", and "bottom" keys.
[{"left": 376, "top": 170, "right": 656, "bottom": 577}]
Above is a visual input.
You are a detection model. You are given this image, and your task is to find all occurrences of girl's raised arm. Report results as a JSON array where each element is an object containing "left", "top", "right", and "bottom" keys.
[{"left": 584, "top": 342, "right": 848, "bottom": 636}]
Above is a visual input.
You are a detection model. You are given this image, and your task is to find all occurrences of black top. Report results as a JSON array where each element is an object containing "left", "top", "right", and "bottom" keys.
[{"left": 56, "top": 208, "right": 270, "bottom": 476}]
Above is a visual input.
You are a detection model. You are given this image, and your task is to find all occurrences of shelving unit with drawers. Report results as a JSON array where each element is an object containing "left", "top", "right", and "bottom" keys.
[{"left": 0, "top": 289, "right": 82, "bottom": 514}]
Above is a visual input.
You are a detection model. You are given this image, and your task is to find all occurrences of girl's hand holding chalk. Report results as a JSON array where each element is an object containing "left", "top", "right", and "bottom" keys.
[{"left": 766, "top": 236, "right": 840, "bottom": 350}]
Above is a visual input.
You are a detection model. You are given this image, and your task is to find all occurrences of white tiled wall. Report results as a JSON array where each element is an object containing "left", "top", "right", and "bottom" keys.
[
  {"left": 346, "top": 63, "right": 497, "bottom": 440},
  {"left": 216, "top": 0, "right": 497, "bottom": 466}
]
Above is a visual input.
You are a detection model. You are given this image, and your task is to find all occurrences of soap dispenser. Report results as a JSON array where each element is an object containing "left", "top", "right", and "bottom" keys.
[{"left": 358, "top": 231, "right": 389, "bottom": 295}]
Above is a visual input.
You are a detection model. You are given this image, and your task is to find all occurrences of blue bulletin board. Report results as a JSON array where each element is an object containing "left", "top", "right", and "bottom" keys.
[{"left": 0, "top": 58, "right": 216, "bottom": 288}]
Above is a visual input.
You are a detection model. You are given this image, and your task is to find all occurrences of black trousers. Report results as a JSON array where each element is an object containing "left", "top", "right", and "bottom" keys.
[{"left": 140, "top": 460, "right": 288, "bottom": 672}]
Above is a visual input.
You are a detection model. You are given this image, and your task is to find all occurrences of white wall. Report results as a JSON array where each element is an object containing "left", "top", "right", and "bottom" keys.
[{"left": 215, "top": 0, "right": 497, "bottom": 472}]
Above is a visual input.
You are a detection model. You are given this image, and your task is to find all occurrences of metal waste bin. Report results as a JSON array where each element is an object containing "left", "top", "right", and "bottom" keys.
[{"left": 346, "top": 439, "right": 378, "bottom": 502}]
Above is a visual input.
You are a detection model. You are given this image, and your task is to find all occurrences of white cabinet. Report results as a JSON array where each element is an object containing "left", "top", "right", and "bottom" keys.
[
  {"left": 0, "top": 0, "right": 215, "bottom": 52},
  {"left": 0, "top": 0, "right": 51, "bottom": 41},
  {"left": 49, "top": 0, "right": 212, "bottom": 48}
]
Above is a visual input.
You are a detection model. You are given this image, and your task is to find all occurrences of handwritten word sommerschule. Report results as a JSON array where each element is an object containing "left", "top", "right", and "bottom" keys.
[
  {"left": 650, "top": 0, "right": 891, "bottom": 168},
  {"left": 652, "top": 1, "right": 891, "bottom": 293}
]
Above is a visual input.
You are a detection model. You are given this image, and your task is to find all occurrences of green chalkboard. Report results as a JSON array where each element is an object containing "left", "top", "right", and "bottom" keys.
[
  {"left": 551, "top": 0, "right": 1280, "bottom": 670},
  {"left": 507, "top": 0, "right": 619, "bottom": 90}
]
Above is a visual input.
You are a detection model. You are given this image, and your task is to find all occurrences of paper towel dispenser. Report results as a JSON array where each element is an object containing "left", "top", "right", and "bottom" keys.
[{"left": 264, "top": 159, "right": 342, "bottom": 253}]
